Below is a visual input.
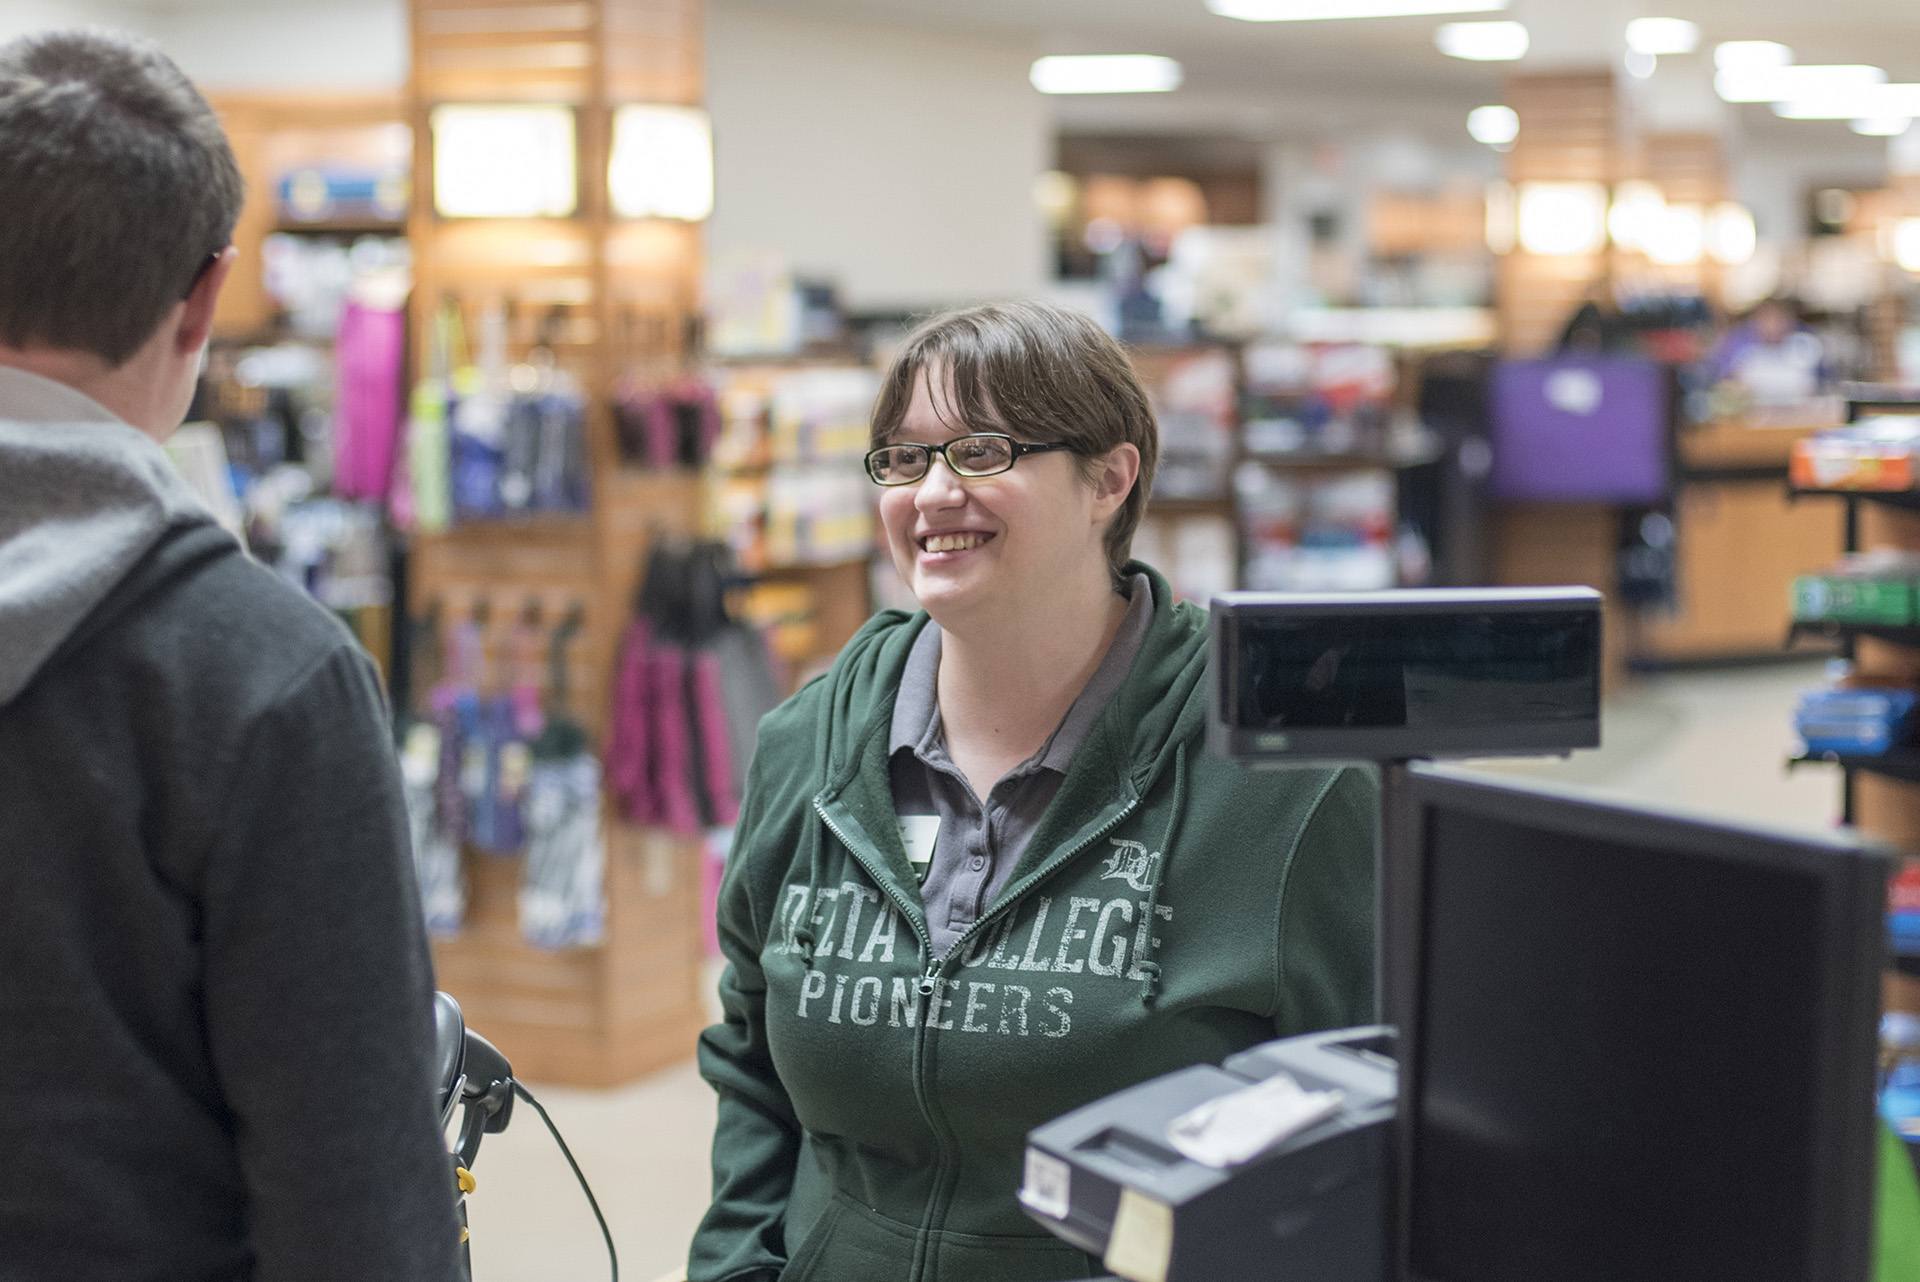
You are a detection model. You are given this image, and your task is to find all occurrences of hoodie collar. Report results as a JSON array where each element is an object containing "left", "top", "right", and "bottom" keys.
[
  {"left": 0, "top": 369, "right": 216, "bottom": 705},
  {"left": 0, "top": 364, "right": 124, "bottom": 427}
]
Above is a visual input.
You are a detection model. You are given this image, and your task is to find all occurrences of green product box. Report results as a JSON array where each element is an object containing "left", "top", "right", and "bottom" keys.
[{"left": 1793, "top": 574, "right": 1919, "bottom": 625}]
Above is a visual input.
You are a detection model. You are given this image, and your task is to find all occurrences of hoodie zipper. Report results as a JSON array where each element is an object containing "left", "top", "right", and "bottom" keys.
[{"left": 814, "top": 791, "right": 1140, "bottom": 1282}]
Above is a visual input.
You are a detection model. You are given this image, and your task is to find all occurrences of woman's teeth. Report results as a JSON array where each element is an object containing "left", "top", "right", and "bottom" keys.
[{"left": 922, "top": 533, "right": 986, "bottom": 553}]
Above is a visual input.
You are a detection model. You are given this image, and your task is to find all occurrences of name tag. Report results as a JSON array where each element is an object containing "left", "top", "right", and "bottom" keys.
[{"left": 898, "top": 815, "right": 941, "bottom": 883}]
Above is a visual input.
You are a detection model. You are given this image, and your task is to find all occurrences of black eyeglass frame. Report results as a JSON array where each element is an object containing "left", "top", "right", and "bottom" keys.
[{"left": 864, "top": 433, "right": 1073, "bottom": 486}]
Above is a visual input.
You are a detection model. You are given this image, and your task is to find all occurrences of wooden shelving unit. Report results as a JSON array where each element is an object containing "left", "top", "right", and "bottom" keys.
[{"left": 404, "top": 0, "right": 712, "bottom": 1087}]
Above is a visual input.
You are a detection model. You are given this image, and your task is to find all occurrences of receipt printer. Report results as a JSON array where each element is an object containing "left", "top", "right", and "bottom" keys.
[{"left": 1020, "top": 1026, "right": 1396, "bottom": 1282}]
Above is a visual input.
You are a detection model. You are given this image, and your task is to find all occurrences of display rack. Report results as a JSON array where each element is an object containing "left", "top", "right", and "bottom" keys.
[
  {"left": 404, "top": 0, "right": 711, "bottom": 1086},
  {"left": 1785, "top": 428, "right": 1920, "bottom": 985},
  {"left": 207, "top": 92, "right": 410, "bottom": 341},
  {"left": 1130, "top": 340, "right": 1444, "bottom": 603}
]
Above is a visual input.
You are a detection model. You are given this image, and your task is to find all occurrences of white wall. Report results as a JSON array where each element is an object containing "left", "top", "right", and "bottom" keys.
[
  {"left": 705, "top": 1, "right": 1049, "bottom": 313},
  {"left": 157, "top": 2, "right": 405, "bottom": 91},
  {"left": 1, "top": 0, "right": 405, "bottom": 89},
  {"left": 0, "top": 0, "right": 152, "bottom": 46}
]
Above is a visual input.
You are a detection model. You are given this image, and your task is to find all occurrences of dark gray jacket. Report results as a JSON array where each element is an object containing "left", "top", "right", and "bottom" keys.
[{"left": 0, "top": 371, "right": 462, "bottom": 1281}]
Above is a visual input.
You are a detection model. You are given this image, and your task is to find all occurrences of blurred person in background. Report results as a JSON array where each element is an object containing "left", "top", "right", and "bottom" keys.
[
  {"left": 0, "top": 30, "right": 462, "bottom": 1281},
  {"left": 692, "top": 300, "right": 1376, "bottom": 1282},
  {"left": 1704, "top": 296, "right": 1827, "bottom": 407}
]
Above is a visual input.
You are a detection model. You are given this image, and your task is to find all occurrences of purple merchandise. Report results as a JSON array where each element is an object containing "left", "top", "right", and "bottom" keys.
[
  {"left": 331, "top": 301, "right": 406, "bottom": 501},
  {"left": 1490, "top": 356, "right": 1668, "bottom": 504}
]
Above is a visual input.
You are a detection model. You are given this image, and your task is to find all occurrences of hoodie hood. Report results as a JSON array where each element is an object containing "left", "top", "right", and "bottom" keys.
[{"left": 0, "top": 367, "right": 216, "bottom": 705}]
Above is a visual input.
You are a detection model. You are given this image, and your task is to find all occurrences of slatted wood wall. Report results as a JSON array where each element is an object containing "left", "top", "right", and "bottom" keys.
[
  {"left": 407, "top": 0, "right": 712, "bottom": 1086},
  {"left": 1498, "top": 71, "right": 1616, "bottom": 356}
]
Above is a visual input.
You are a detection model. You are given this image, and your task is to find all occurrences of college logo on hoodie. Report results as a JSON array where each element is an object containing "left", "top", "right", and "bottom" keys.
[
  {"left": 770, "top": 863, "right": 1173, "bottom": 1041},
  {"left": 1098, "top": 838, "right": 1159, "bottom": 893}
]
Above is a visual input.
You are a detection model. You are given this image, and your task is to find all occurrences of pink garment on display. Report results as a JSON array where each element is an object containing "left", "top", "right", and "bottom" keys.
[
  {"left": 607, "top": 620, "right": 656, "bottom": 824},
  {"left": 332, "top": 301, "right": 406, "bottom": 501},
  {"left": 645, "top": 642, "right": 701, "bottom": 833}
]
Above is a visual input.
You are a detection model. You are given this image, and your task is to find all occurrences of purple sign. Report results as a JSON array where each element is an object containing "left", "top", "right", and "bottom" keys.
[{"left": 1490, "top": 356, "right": 1668, "bottom": 503}]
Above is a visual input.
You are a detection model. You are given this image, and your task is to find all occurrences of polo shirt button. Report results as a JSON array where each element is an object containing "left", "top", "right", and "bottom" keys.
[{"left": 970, "top": 856, "right": 986, "bottom": 871}]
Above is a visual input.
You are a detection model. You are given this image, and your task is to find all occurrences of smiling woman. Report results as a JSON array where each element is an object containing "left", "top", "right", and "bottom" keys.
[{"left": 689, "top": 300, "right": 1380, "bottom": 1282}]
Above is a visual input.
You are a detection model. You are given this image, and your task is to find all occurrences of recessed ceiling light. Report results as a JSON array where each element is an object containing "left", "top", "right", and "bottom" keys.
[
  {"left": 1467, "top": 104, "right": 1519, "bottom": 146},
  {"left": 1029, "top": 55, "right": 1183, "bottom": 94},
  {"left": 1210, "top": 0, "right": 1504, "bottom": 21},
  {"left": 1716, "top": 63, "right": 1884, "bottom": 104},
  {"left": 1436, "top": 21, "right": 1528, "bottom": 61},
  {"left": 1853, "top": 116, "right": 1914, "bottom": 137},
  {"left": 1772, "top": 81, "right": 1920, "bottom": 119},
  {"left": 1626, "top": 18, "right": 1698, "bottom": 57}
]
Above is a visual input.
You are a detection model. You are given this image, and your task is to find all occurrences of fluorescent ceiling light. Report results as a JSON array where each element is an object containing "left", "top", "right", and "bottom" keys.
[
  {"left": 1715, "top": 40, "right": 1791, "bottom": 71},
  {"left": 1209, "top": 0, "right": 1504, "bottom": 21},
  {"left": 1517, "top": 182, "right": 1608, "bottom": 256},
  {"left": 1854, "top": 116, "right": 1914, "bottom": 136},
  {"left": 1773, "top": 83, "right": 1920, "bottom": 120},
  {"left": 1435, "top": 20, "right": 1527, "bottom": 59},
  {"left": 1716, "top": 63, "right": 1884, "bottom": 104},
  {"left": 1030, "top": 55, "right": 1182, "bottom": 94},
  {"left": 608, "top": 105, "right": 712, "bottom": 221},
  {"left": 1467, "top": 104, "right": 1519, "bottom": 145},
  {"left": 431, "top": 104, "right": 576, "bottom": 219},
  {"left": 1626, "top": 18, "right": 1698, "bottom": 56}
]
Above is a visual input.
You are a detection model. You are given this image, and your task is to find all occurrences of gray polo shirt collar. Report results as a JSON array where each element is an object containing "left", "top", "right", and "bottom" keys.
[{"left": 889, "top": 571, "right": 1154, "bottom": 779}]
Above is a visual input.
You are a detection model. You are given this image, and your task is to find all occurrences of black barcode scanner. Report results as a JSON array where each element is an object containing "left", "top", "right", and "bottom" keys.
[{"left": 431, "top": 991, "right": 617, "bottom": 1280}]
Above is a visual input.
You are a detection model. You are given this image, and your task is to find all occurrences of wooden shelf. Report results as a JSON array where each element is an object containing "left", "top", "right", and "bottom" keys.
[
  {"left": 1242, "top": 448, "right": 1442, "bottom": 470},
  {"left": 1788, "top": 749, "right": 1920, "bottom": 789},
  {"left": 273, "top": 219, "right": 407, "bottom": 236},
  {"left": 1788, "top": 620, "right": 1920, "bottom": 649},
  {"left": 1789, "top": 487, "right": 1920, "bottom": 514}
]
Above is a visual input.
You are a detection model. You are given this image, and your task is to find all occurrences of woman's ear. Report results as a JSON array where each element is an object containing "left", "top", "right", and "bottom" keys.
[{"left": 1090, "top": 442, "right": 1141, "bottom": 520}]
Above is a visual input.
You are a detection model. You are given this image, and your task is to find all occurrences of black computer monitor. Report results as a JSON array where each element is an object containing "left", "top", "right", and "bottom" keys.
[{"left": 1385, "top": 766, "right": 1888, "bottom": 1282}]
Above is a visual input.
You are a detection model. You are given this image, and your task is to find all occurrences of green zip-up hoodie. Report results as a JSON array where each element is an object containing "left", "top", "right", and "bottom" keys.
[{"left": 692, "top": 565, "right": 1377, "bottom": 1282}]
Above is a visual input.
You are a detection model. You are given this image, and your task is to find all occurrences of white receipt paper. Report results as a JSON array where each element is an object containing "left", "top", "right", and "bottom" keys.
[
  {"left": 1164, "top": 1071, "right": 1345, "bottom": 1168},
  {"left": 1018, "top": 1146, "right": 1071, "bottom": 1220}
]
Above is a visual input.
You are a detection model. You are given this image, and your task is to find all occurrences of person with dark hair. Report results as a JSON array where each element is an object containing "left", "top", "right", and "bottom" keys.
[
  {"left": 0, "top": 30, "right": 463, "bottom": 1282},
  {"left": 691, "top": 300, "right": 1376, "bottom": 1282}
]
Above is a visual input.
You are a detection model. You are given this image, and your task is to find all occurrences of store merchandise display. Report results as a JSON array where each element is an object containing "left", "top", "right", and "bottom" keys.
[
  {"left": 1794, "top": 415, "right": 1920, "bottom": 492},
  {"left": 1146, "top": 347, "right": 1236, "bottom": 499},
  {"left": 195, "top": 242, "right": 408, "bottom": 620},
  {"left": 413, "top": 303, "right": 593, "bottom": 523},
  {"left": 1796, "top": 552, "right": 1920, "bottom": 627},
  {"left": 607, "top": 539, "right": 783, "bottom": 836},
  {"left": 1796, "top": 684, "right": 1918, "bottom": 758},
  {"left": 520, "top": 610, "right": 608, "bottom": 951},
  {"left": 613, "top": 375, "right": 720, "bottom": 468},
  {"left": 397, "top": 600, "right": 609, "bottom": 950},
  {"left": 706, "top": 364, "right": 877, "bottom": 571}
]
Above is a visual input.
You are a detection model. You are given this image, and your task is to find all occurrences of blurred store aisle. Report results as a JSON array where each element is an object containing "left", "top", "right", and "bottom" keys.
[
  {"left": 468, "top": 658, "right": 1843, "bottom": 1282},
  {"left": 1466, "top": 657, "right": 1839, "bottom": 838}
]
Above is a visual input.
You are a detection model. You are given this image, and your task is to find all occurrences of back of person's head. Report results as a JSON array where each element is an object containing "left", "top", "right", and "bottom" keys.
[
  {"left": 870, "top": 300, "right": 1160, "bottom": 588},
  {"left": 0, "top": 30, "right": 242, "bottom": 367}
]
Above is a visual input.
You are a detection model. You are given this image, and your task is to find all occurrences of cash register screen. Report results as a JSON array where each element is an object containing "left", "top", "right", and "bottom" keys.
[
  {"left": 1230, "top": 609, "right": 1598, "bottom": 732},
  {"left": 1408, "top": 806, "right": 1825, "bottom": 1282}
]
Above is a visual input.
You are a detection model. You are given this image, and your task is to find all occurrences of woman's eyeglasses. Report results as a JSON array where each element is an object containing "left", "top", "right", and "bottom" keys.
[{"left": 864, "top": 433, "right": 1071, "bottom": 486}]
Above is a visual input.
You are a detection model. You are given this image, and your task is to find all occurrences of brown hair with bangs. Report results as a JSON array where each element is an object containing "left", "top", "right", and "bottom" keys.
[{"left": 869, "top": 300, "right": 1159, "bottom": 590}]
